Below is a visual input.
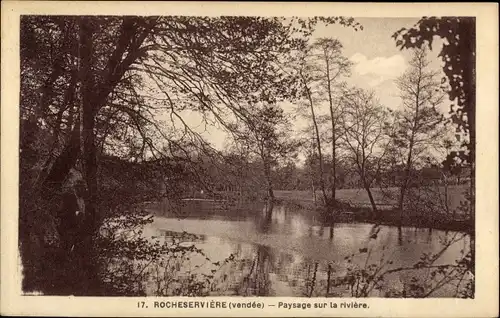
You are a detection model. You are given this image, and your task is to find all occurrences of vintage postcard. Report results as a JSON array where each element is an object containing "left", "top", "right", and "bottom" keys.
[{"left": 1, "top": 1, "right": 498, "bottom": 317}]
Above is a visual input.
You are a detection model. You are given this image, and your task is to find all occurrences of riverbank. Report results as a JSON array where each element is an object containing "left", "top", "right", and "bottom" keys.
[
  {"left": 274, "top": 187, "right": 473, "bottom": 233},
  {"left": 144, "top": 185, "right": 472, "bottom": 233}
]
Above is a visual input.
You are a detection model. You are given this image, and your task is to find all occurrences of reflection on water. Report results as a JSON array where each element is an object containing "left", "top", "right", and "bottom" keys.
[{"left": 140, "top": 203, "right": 471, "bottom": 297}]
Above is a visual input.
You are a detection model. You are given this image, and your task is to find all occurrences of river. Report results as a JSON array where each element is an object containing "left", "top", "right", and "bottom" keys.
[{"left": 136, "top": 202, "right": 471, "bottom": 297}]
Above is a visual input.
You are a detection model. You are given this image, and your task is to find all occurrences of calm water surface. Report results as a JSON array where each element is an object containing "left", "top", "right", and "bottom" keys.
[{"left": 141, "top": 204, "right": 470, "bottom": 297}]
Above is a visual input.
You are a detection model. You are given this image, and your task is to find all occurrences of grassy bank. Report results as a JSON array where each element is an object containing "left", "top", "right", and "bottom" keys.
[
  {"left": 145, "top": 185, "right": 472, "bottom": 233},
  {"left": 274, "top": 185, "right": 468, "bottom": 211},
  {"left": 274, "top": 186, "right": 473, "bottom": 233}
]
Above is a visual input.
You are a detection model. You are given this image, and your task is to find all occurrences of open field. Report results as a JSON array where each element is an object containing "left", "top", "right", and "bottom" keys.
[{"left": 274, "top": 185, "right": 470, "bottom": 215}]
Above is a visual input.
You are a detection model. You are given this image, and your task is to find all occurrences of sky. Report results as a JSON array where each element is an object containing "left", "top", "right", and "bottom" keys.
[
  {"left": 314, "top": 18, "right": 444, "bottom": 109},
  {"left": 179, "top": 18, "right": 448, "bottom": 151}
]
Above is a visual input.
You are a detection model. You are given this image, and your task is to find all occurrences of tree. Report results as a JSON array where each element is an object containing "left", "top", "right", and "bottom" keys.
[
  {"left": 295, "top": 50, "right": 329, "bottom": 204},
  {"left": 302, "top": 138, "right": 321, "bottom": 203},
  {"left": 341, "top": 88, "right": 390, "bottom": 217},
  {"left": 232, "top": 102, "right": 298, "bottom": 201},
  {"left": 309, "top": 38, "right": 352, "bottom": 205},
  {"left": 392, "top": 48, "right": 446, "bottom": 226},
  {"left": 19, "top": 15, "right": 361, "bottom": 295},
  {"left": 393, "top": 17, "right": 476, "bottom": 296},
  {"left": 294, "top": 38, "right": 351, "bottom": 207},
  {"left": 393, "top": 16, "right": 475, "bottom": 220}
]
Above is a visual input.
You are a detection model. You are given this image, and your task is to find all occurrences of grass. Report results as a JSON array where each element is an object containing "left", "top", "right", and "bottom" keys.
[
  {"left": 274, "top": 185, "right": 469, "bottom": 212},
  {"left": 274, "top": 185, "right": 473, "bottom": 233}
]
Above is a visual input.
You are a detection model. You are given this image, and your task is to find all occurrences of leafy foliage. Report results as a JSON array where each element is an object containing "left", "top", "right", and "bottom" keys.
[
  {"left": 393, "top": 17, "right": 476, "bottom": 162},
  {"left": 97, "top": 209, "right": 235, "bottom": 296},
  {"left": 19, "top": 15, "right": 361, "bottom": 295}
]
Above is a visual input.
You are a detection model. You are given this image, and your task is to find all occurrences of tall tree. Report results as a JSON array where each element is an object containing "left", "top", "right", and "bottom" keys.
[
  {"left": 393, "top": 17, "right": 476, "bottom": 220},
  {"left": 392, "top": 48, "right": 446, "bottom": 226},
  {"left": 294, "top": 38, "right": 351, "bottom": 207},
  {"left": 310, "top": 38, "right": 352, "bottom": 205},
  {"left": 296, "top": 50, "right": 329, "bottom": 204},
  {"left": 341, "top": 88, "right": 390, "bottom": 217}
]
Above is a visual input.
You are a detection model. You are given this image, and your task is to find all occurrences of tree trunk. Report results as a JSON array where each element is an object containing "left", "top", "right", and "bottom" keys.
[
  {"left": 41, "top": 123, "right": 81, "bottom": 197},
  {"left": 311, "top": 180, "right": 317, "bottom": 205},
  {"left": 442, "top": 174, "right": 451, "bottom": 217},
  {"left": 331, "top": 125, "right": 336, "bottom": 204},
  {"left": 364, "top": 184, "right": 378, "bottom": 219},
  {"left": 264, "top": 163, "right": 274, "bottom": 200},
  {"left": 325, "top": 57, "right": 337, "bottom": 206},
  {"left": 399, "top": 89, "right": 419, "bottom": 227},
  {"left": 397, "top": 184, "right": 406, "bottom": 228},
  {"left": 302, "top": 75, "right": 328, "bottom": 205},
  {"left": 76, "top": 16, "right": 101, "bottom": 295}
]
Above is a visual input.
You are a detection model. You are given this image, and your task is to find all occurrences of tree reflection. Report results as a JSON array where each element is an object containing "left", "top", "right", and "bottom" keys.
[
  {"left": 237, "top": 244, "right": 273, "bottom": 296},
  {"left": 307, "top": 262, "right": 319, "bottom": 297},
  {"left": 258, "top": 199, "right": 274, "bottom": 234},
  {"left": 319, "top": 210, "right": 335, "bottom": 240}
]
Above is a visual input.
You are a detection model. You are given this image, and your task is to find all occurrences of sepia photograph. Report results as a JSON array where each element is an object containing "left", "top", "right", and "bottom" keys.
[{"left": 1, "top": 1, "right": 498, "bottom": 317}]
